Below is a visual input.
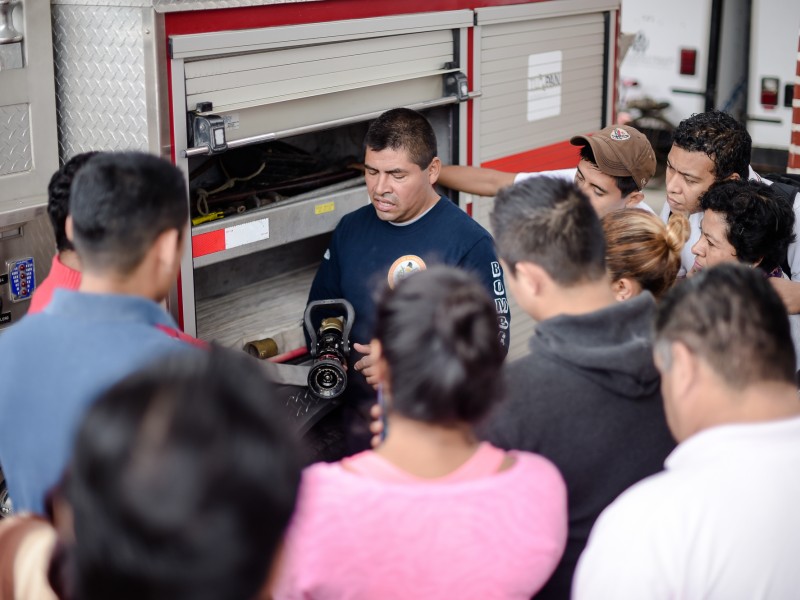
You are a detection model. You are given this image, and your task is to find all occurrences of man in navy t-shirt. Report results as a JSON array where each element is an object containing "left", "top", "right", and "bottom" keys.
[{"left": 307, "top": 108, "right": 509, "bottom": 451}]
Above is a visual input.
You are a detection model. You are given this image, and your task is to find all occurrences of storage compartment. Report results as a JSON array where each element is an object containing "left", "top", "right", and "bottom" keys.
[
  {"left": 170, "top": 11, "right": 472, "bottom": 342},
  {"left": 188, "top": 105, "right": 458, "bottom": 352}
]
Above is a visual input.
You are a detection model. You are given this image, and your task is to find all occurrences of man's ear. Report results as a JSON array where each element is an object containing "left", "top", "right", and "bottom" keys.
[
  {"left": 669, "top": 341, "right": 698, "bottom": 398},
  {"left": 624, "top": 190, "right": 644, "bottom": 208},
  {"left": 65, "top": 215, "right": 74, "bottom": 242},
  {"left": 726, "top": 172, "right": 741, "bottom": 182},
  {"left": 428, "top": 157, "right": 442, "bottom": 185},
  {"left": 514, "top": 261, "right": 550, "bottom": 297},
  {"left": 153, "top": 228, "right": 182, "bottom": 277},
  {"left": 612, "top": 277, "right": 638, "bottom": 301}
]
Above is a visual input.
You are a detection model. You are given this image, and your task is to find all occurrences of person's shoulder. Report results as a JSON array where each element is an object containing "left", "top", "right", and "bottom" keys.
[
  {"left": 434, "top": 197, "right": 492, "bottom": 237},
  {"left": 505, "top": 350, "right": 546, "bottom": 378},
  {"left": 602, "top": 468, "right": 676, "bottom": 521},
  {"left": 0, "top": 313, "right": 48, "bottom": 349},
  {"left": 511, "top": 450, "right": 566, "bottom": 487}
]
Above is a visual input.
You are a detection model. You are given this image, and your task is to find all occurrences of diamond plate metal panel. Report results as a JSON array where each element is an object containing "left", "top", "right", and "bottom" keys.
[
  {"left": 52, "top": 5, "right": 148, "bottom": 161},
  {"left": 51, "top": 1, "right": 316, "bottom": 12},
  {"left": 152, "top": 0, "right": 313, "bottom": 10},
  {"left": 0, "top": 103, "right": 31, "bottom": 177}
]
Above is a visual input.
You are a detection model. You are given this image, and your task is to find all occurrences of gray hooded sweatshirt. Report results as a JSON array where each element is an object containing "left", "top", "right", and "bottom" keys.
[{"left": 485, "top": 291, "right": 675, "bottom": 600}]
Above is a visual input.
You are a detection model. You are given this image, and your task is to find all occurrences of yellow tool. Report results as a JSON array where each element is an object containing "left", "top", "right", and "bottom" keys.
[{"left": 192, "top": 211, "right": 225, "bottom": 226}]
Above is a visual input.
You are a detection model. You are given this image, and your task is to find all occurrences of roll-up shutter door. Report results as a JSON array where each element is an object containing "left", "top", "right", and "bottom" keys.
[
  {"left": 172, "top": 11, "right": 472, "bottom": 141},
  {"left": 471, "top": 2, "right": 617, "bottom": 361},
  {"left": 477, "top": 12, "right": 607, "bottom": 162}
]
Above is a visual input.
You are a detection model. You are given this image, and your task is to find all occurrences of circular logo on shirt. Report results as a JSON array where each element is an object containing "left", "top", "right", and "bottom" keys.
[{"left": 387, "top": 255, "right": 427, "bottom": 288}]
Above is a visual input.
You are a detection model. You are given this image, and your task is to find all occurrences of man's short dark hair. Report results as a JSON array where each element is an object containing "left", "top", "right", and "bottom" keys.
[
  {"left": 374, "top": 266, "right": 504, "bottom": 426},
  {"left": 63, "top": 347, "right": 302, "bottom": 600},
  {"left": 579, "top": 145, "right": 639, "bottom": 198},
  {"left": 364, "top": 108, "right": 437, "bottom": 170},
  {"left": 655, "top": 263, "right": 795, "bottom": 387},
  {"left": 70, "top": 152, "right": 188, "bottom": 275},
  {"left": 672, "top": 110, "right": 751, "bottom": 180},
  {"left": 700, "top": 179, "right": 796, "bottom": 273},
  {"left": 490, "top": 176, "right": 607, "bottom": 285},
  {"left": 47, "top": 152, "right": 99, "bottom": 253}
]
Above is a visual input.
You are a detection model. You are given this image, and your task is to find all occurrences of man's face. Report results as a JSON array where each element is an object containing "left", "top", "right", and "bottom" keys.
[
  {"left": 364, "top": 147, "right": 439, "bottom": 223},
  {"left": 574, "top": 159, "right": 629, "bottom": 217},
  {"left": 665, "top": 145, "right": 717, "bottom": 215},
  {"left": 689, "top": 209, "right": 736, "bottom": 275}
]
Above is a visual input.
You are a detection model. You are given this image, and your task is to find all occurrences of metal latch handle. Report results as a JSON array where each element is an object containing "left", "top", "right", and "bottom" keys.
[{"left": 0, "top": 0, "right": 22, "bottom": 45}]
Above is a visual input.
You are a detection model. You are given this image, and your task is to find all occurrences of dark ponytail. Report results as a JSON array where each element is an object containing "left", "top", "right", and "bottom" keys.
[{"left": 374, "top": 266, "right": 505, "bottom": 425}]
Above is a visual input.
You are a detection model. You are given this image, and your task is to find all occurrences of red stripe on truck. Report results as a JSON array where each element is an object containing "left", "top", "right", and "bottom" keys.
[
  {"left": 482, "top": 140, "right": 578, "bottom": 173},
  {"left": 192, "top": 230, "right": 225, "bottom": 258}
]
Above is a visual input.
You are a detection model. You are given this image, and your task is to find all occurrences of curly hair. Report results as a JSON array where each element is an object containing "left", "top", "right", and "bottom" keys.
[
  {"left": 672, "top": 110, "right": 751, "bottom": 180},
  {"left": 700, "top": 179, "right": 796, "bottom": 273},
  {"left": 602, "top": 209, "right": 689, "bottom": 299},
  {"left": 46, "top": 152, "right": 99, "bottom": 252}
]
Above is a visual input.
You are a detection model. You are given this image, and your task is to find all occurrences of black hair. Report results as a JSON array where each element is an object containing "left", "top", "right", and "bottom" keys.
[
  {"left": 490, "top": 176, "right": 607, "bottom": 285},
  {"left": 69, "top": 152, "right": 188, "bottom": 275},
  {"left": 655, "top": 263, "right": 795, "bottom": 387},
  {"left": 672, "top": 110, "right": 751, "bottom": 180},
  {"left": 579, "top": 145, "right": 639, "bottom": 198},
  {"left": 62, "top": 347, "right": 302, "bottom": 600},
  {"left": 47, "top": 152, "right": 99, "bottom": 253},
  {"left": 373, "top": 266, "right": 505, "bottom": 425},
  {"left": 364, "top": 108, "right": 437, "bottom": 170},
  {"left": 700, "top": 179, "right": 796, "bottom": 273}
]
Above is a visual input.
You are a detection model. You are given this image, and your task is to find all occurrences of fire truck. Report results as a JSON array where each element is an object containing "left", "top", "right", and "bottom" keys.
[
  {"left": 0, "top": 0, "right": 623, "bottom": 515},
  {"left": 619, "top": 0, "right": 800, "bottom": 171}
]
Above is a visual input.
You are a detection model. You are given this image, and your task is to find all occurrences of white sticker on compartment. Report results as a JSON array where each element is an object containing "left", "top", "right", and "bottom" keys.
[
  {"left": 223, "top": 113, "right": 240, "bottom": 130},
  {"left": 224, "top": 218, "right": 269, "bottom": 249},
  {"left": 527, "top": 51, "right": 563, "bottom": 122}
]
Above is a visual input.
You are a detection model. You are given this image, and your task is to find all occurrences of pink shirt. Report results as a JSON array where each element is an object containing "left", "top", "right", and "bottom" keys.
[
  {"left": 274, "top": 443, "right": 567, "bottom": 600},
  {"left": 28, "top": 255, "right": 81, "bottom": 315}
]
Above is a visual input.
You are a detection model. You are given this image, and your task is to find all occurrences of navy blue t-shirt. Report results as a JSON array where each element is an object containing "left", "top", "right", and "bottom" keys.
[{"left": 307, "top": 197, "right": 510, "bottom": 350}]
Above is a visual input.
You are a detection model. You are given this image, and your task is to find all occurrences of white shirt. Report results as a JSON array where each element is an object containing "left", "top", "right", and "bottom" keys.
[
  {"left": 514, "top": 169, "right": 656, "bottom": 215},
  {"left": 573, "top": 415, "right": 800, "bottom": 600}
]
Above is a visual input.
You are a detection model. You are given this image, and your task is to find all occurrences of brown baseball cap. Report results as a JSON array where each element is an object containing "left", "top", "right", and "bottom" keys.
[{"left": 570, "top": 125, "right": 656, "bottom": 191}]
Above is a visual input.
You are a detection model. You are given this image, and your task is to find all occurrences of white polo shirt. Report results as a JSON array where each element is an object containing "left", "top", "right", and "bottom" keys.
[{"left": 574, "top": 415, "right": 800, "bottom": 600}]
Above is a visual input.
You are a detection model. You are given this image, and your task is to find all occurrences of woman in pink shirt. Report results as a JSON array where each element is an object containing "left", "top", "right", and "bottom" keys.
[{"left": 274, "top": 266, "right": 568, "bottom": 600}]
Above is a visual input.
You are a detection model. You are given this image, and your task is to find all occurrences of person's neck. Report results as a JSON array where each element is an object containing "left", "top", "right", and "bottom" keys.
[
  {"left": 536, "top": 277, "right": 618, "bottom": 321},
  {"left": 78, "top": 269, "right": 159, "bottom": 302},
  {"left": 685, "top": 379, "right": 800, "bottom": 442},
  {"left": 58, "top": 249, "right": 81, "bottom": 271},
  {"left": 718, "top": 380, "right": 800, "bottom": 425},
  {"left": 375, "top": 413, "right": 480, "bottom": 479}
]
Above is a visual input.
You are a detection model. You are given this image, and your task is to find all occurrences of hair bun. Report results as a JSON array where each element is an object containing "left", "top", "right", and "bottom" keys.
[{"left": 665, "top": 213, "right": 690, "bottom": 254}]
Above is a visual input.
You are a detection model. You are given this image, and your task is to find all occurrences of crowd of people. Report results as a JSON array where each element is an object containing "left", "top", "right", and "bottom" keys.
[{"left": 0, "top": 105, "right": 798, "bottom": 600}]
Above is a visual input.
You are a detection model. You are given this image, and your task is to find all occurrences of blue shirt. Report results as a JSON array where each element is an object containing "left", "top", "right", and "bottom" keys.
[
  {"left": 308, "top": 197, "right": 510, "bottom": 350},
  {"left": 0, "top": 290, "right": 196, "bottom": 514}
]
